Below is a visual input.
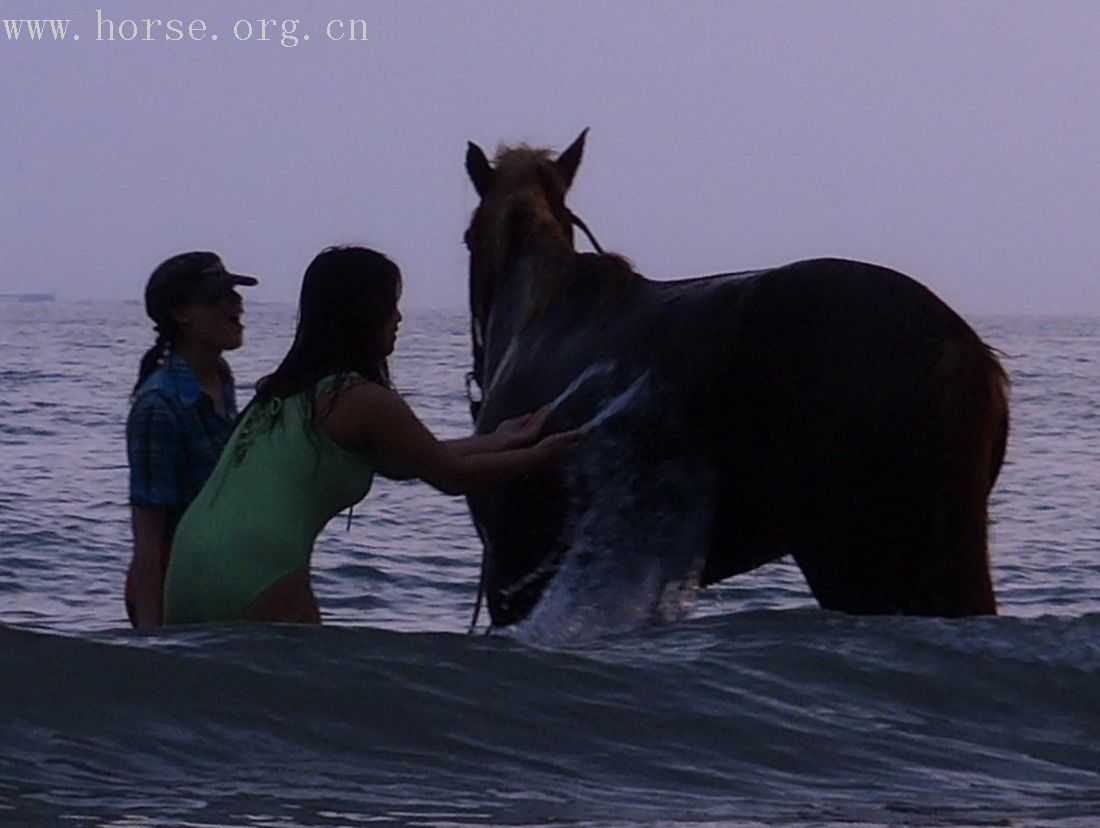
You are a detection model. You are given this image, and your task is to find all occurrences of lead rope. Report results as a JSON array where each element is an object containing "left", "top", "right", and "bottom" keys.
[
  {"left": 464, "top": 364, "right": 486, "bottom": 632},
  {"left": 468, "top": 564, "right": 487, "bottom": 634}
]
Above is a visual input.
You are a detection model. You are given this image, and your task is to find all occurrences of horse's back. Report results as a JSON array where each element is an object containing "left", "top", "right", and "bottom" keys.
[
  {"left": 671, "top": 258, "right": 1006, "bottom": 615},
  {"left": 646, "top": 258, "right": 987, "bottom": 439}
]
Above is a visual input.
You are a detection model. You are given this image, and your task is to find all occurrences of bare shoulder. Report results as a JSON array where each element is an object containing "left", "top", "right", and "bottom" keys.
[
  {"left": 312, "top": 374, "right": 384, "bottom": 407},
  {"left": 328, "top": 379, "right": 403, "bottom": 414},
  {"left": 319, "top": 380, "right": 412, "bottom": 452}
]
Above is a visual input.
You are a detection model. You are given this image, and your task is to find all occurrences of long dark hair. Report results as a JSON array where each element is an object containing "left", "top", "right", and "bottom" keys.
[{"left": 255, "top": 246, "right": 401, "bottom": 414}]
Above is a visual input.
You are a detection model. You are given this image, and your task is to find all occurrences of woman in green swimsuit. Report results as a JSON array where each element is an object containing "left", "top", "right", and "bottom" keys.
[{"left": 163, "top": 246, "right": 584, "bottom": 624}]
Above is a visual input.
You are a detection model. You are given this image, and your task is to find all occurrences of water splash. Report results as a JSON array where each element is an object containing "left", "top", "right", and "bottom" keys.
[
  {"left": 582, "top": 371, "right": 652, "bottom": 429},
  {"left": 514, "top": 371, "right": 714, "bottom": 646},
  {"left": 547, "top": 360, "right": 618, "bottom": 410}
]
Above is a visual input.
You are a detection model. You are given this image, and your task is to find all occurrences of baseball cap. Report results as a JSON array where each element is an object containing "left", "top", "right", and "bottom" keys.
[{"left": 145, "top": 251, "right": 258, "bottom": 326}]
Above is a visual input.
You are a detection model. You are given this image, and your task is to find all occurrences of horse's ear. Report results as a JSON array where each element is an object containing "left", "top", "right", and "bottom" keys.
[
  {"left": 466, "top": 142, "right": 495, "bottom": 198},
  {"left": 555, "top": 128, "right": 589, "bottom": 190}
]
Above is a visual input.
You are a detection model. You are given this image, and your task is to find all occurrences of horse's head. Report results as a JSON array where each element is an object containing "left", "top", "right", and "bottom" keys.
[{"left": 463, "top": 131, "right": 588, "bottom": 399}]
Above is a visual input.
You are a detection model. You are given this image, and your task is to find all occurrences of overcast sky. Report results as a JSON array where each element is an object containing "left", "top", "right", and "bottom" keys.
[{"left": 2, "top": 1, "right": 1098, "bottom": 314}]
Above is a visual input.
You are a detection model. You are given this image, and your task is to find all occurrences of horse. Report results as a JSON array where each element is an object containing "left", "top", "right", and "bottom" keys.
[{"left": 462, "top": 130, "right": 1008, "bottom": 633}]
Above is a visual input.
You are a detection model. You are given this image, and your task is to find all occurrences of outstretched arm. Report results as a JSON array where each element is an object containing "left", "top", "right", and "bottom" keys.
[
  {"left": 321, "top": 385, "right": 581, "bottom": 495},
  {"left": 443, "top": 405, "right": 553, "bottom": 456}
]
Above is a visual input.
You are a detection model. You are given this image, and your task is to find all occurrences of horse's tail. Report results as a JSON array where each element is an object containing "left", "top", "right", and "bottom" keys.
[{"left": 928, "top": 334, "right": 1009, "bottom": 615}]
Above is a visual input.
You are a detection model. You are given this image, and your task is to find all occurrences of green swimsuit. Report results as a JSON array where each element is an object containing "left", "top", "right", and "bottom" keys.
[{"left": 163, "top": 378, "right": 375, "bottom": 624}]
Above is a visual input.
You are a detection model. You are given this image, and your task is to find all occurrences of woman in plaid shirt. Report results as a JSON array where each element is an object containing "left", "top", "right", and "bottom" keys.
[{"left": 125, "top": 252, "right": 257, "bottom": 629}]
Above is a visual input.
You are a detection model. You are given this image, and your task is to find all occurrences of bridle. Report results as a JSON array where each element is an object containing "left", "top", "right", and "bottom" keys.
[
  {"left": 464, "top": 209, "right": 604, "bottom": 422},
  {"left": 567, "top": 208, "right": 605, "bottom": 256}
]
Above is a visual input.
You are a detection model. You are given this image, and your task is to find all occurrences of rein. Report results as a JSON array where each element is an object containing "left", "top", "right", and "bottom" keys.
[
  {"left": 568, "top": 209, "right": 605, "bottom": 254},
  {"left": 464, "top": 209, "right": 604, "bottom": 421}
]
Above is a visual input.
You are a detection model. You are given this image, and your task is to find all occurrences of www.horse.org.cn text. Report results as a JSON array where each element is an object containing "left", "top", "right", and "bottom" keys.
[{"left": 2, "top": 11, "right": 369, "bottom": 48}]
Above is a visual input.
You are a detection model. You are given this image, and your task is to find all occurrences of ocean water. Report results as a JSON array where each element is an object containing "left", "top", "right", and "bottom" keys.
[{"left": 0, "top": 300, "right": 1097, "bottom": 827}]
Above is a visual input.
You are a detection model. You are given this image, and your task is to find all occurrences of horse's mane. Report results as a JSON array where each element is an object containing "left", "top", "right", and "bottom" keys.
[
  {"left": 492, "top": 145, "right": 555, "bottom": 171},
  {"left": 493, "top": 145, "right": 641, "bottom": 287},
  {"left": 473, "top": 143, "right": 642, "bottom": 324},
  {"left": 571, "top": 251, "right": 638, "bottom": 287},
  {"left": 523, "top": 251, "right": 640, "bottom": 325}
]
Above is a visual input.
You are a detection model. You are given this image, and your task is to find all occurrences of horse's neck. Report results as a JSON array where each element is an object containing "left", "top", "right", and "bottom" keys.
[
  {"left": 483, "top": 256, "right": 536, "bottom": 382},
  {"left": 485, "top": 242, "right": 585, "bottom": 383}
]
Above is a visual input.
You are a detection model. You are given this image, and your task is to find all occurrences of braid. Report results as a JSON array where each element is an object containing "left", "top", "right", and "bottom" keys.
[
  {"left": 132, "top": 327, "right": 172, "bottom": 396},
  {"left": 158, "top": 329, "right": 172, "bottom": 365}
]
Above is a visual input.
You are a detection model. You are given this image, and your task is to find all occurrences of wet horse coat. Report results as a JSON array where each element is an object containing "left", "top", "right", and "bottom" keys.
[{"left": 464, "top": 133, "right": 1008, "bottom": 629}]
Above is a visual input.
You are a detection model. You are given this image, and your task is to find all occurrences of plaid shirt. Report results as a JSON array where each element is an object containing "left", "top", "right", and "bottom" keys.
[{"left": 126, "top": 353, "right": 239, "bottom": 535}]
